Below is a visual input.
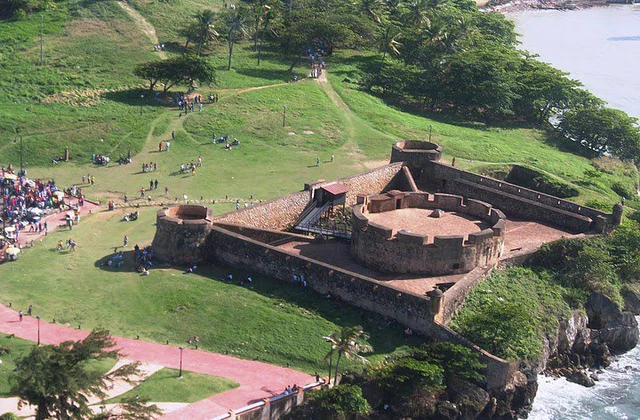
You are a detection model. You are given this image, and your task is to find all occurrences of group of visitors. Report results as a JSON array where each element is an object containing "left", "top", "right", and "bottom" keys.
[
  {"left": 179, "top": 157, "right": 201, "bottom": 175},
  {"left": 153, "top": 43, "right": 165, "bottom": 52},
  {"left": 1, "top": 168, "right": 64, "bottom": 237},
  {"left": 158, "top": 141, "right": 171, "bottom": 152},
  {"left": 92, "top": 154, "right": 109, "bottom": 166},
  {"left": 282, "top": 384, "right": 300, "bottom": 396},
  {"left": 57, "top": 238, "right": 77, "bottom": 252},
  {"left": 142, "top": 162, "right": 158, "bottom": 172},
  {"left": 291, "top": 274, "right": 308, "bottom": 288}
]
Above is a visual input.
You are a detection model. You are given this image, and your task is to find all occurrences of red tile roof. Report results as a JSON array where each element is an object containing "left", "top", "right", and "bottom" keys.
[{"left": 321, "top": 182, "right": 348, "bottom": 196}]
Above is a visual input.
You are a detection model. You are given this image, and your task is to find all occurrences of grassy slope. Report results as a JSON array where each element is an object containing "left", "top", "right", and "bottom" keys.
[
  {"left": 2, "top": 208, "right": 421, "bottom": 373},
  {"left": 0, "top": 0, "right": 637, "bottom": 378}
]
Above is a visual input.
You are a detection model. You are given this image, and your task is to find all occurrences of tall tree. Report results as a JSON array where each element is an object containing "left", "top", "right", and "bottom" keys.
[
  {"left": 219, "top": 6, "right": 249, "bottom": 70},
  {"left": 134, "top": 54, "right": 216, "bottom": 92},
  {"left": 323, "top": 326, "right": 372, "bottom": 384},
  {"left": 10, "top": 329, "right": 161, "bottom": 420},
  {"left": 194, "top": 10, "right": 219, "bottom": 56}
]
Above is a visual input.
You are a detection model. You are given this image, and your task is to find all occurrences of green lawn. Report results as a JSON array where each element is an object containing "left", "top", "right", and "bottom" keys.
[
  {"left": 1, "top": 208, "right": 421, "bottom": 374},
  {"left": 106, "top": 368, "right": 238, "bottom": 404},
  {"left": 0, "top": 335, "right": 37, "bottom": 397}
]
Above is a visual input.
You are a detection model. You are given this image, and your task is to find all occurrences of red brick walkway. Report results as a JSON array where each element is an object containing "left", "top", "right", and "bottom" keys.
[{"left": 0, "top": 305, "right": 313, "bottom": 419}]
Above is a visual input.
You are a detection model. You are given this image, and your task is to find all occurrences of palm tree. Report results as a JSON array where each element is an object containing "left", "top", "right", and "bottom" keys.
[
  {"left": 358, "top": 0, "right": 384, "bottom": 24},
  {"left": 323, "top": 326, "right": 373, "bottom": 384},
  {"left": 221, "top": 6, "right": 249, "bottom": 70},
  {"left": 403, "top": 0, "right": 432, "bottom": 28},
  {"left": 379, "top": 23, "right": 402, "bottom": 64},
  {"left": 193, "top": 10, "right": 219, "bottom": 56}
]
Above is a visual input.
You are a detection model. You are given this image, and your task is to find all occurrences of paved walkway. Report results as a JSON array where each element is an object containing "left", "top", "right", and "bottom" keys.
[{"left": 0, "top": 305, "right": 313, "bottom": 419}]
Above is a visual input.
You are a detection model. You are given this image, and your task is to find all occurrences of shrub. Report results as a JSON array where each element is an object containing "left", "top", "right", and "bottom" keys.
[
  {"left": 288, "top": 385, "right": 370, "bottom": 420},
  {"left": 376, "top": 357, "right": 444, "bottom": 396},
  {"left": 0, "top": 413, "right": 19, "bottom": 420},
  {"left": 611, "top": 181, "right": 636, "bottom": 200}
]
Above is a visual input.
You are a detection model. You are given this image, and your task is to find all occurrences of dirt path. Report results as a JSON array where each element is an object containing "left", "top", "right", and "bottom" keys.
[{"left": 117, "top": 1, "right": 166, "bottom": 59}]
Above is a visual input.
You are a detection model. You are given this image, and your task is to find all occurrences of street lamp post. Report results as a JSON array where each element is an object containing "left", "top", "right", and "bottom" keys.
[
  {"left": 140, "top": 94, "right": 144, "bottom": 116},
  {"left": 36, "top": 315, "right": 41, "bottom": 346},
  {"left": 14, "top": 129, "right": 23, "bottom": 174},
  {"left": 178, "top": 346, "right": 184, "bottom": 378},
  {"left": 429, "top": 124, "right": 433, "bottom": 143},
  {"left": 282, "top": 105, "right": 287, "bottom": 127}
]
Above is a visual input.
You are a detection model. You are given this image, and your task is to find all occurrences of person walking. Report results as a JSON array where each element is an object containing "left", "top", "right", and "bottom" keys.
[
  {"left": 19, "top": 311, "right": 23, "bottom": 321},
  {"left": 158, "top": 142, "right": 163, "bottom": 152},
  {"left": 123, "top": 235, "right": 128, "bottom": 247},
  {"left": 27, "top": 305, "right": 32, "bottom": 316},
  {"left": 171, "top": 130, "right": 175, "bottom": 140}
]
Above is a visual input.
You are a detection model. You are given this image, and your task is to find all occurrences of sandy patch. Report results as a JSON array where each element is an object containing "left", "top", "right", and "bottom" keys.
[
  {"left": 302, "top": 130, "right": 314, "bottom": 135},
  {"left": 287, "top": 132, "right": 296, "bottom": 135}
]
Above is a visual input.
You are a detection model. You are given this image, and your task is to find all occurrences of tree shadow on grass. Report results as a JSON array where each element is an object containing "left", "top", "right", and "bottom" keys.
[
  {"left": 234, "top": 68, "right": 295, "bottom": 83},
  {"left": 94, "top": 249, "right": 139, "bottom": 272},
  {"left": 195, "top": 266, "right": 426, "bottom": 358},
  {"left": 104, "top": 89, "right": 177, "bottom": 109}
]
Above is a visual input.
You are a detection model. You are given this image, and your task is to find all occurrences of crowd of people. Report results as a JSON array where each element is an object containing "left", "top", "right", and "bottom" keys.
[{"left": 1, "top": 166, "right": 66, "bottom": 240}]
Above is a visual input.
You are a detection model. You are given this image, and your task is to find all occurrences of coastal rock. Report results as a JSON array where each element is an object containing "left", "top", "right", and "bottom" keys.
[
  {"left": 433, "top": 400, "right": 460, "bottom": 420},
  {"left": 622, "top": 285, "right": 640, "bottom": 315},
  {"left": 586, "top": 293, "right": 639, "bottom": 353},
  {"left": 566, "top": 370, "right": 595, "bottom": 387},
  {"left": 448, "top": 377, "right": 490, "bottom": 419}
]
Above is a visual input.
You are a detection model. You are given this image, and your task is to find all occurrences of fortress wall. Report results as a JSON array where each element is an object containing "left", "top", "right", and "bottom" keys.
[
  {"left": 213, "top": 163, "right": 405, "bottom": 231},
  {"left": 204, "top": 226, "right": 435, "bottom": 333},
  {"left": 214, "top": 190, "right": 310, "bottom": 231},
  {"left": 423, "top": 161, "right": 610, "bottom": 231},
  {"left": 351, "top": 192, "right": 506, "bottom": 275},
  {"left": 439, "top": 266, "right": 494, "bottom": 325},
  {"left": 390, "top": 141, "right": 443, "bottom": 170},
  {"left": 153, "top": 208, "right": 212, "bottom": 264},
  {"left": 450, "top": 178, "right": 593, "bottom": 232}
]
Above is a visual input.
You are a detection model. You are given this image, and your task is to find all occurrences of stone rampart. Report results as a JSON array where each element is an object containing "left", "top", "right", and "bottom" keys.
[
  {"left": 390, "top": 141, "right": 442, "bottom": 170},
  {"left": 152, "top": 205, "right": 213, "bottom": 264},
  {"left": 421, "top": 160, "right": 615, "bottom": 233},
  {"left": 350, "top": 192, "right": 505, "bottom": 275},
  {"left": 203, "top": 226, "right": 436, "bottom": 334},
  {"left": 214, "top": 163, "right": 405, "bottom": 231}
]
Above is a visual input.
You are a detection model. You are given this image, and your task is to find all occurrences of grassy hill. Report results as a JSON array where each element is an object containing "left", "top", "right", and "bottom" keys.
[{"left": 0, "top": 0, "right": 637, "bottom": 374}]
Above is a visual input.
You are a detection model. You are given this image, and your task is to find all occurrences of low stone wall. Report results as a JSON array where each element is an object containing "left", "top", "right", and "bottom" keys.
[
  {"left": 152, "top": 206, "right": 213, "bottom": 264},
  {"left": 203, "top": 226, "right": 435, "bottom": 335},
  {"left": 439, "top": 265, "right": 494, "bottom": 325},
  {"left": 350, "top": 192, "right": 505, "bottom": 275},
  {"left": 428, "top": 321, "right": 516, "bottom": 391},
  {"left": 422, "top": 160, "right": 614, "bottom": 232}
]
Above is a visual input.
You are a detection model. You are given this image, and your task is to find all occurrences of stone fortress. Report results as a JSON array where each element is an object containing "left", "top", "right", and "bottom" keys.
[{"left": 152, "top": 141, "right": 622, "bottom": 389}]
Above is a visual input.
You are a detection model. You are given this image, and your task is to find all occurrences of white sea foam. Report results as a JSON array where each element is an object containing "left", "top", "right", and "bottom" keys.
[{"left": 530, "top": 317, "right": 640, "bottom": 419}]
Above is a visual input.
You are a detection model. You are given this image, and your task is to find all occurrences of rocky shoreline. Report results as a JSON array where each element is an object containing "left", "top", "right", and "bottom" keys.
[{"left": 482, "top": 0, "right": 609, "bottom": 14}]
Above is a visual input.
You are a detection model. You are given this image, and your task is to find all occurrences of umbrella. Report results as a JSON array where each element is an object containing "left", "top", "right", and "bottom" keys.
[
  {"left": 5, "top": 248, "right": 20, "bottom": 256},
  {"left": 28, "top": 207, "right": 44, "bottom": 216},
  {"left": 53, "top": 191, "right": 66, "bottom": 199},
  {"left": 3, "top": 173, "right": 17, "bottom": 181}
]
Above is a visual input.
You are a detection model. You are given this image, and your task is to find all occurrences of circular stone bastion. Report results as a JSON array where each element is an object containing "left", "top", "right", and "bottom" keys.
[
  {"left": 350, "top": 191, "right": 506, "bottom": 275},
  {"left": 152, "top": 205, "right": 213, "bottom": 264}
]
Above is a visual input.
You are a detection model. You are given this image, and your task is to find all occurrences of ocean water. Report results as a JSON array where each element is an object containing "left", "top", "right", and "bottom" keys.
[
  {"left": 508, "top": 8, "right": 640, "bottom": 418},
  {"left": 509, "top": 5, "right": 640, "bottom": 119},
  {"left": 528, "top": 318, "right": 640, "bottom": 419}
]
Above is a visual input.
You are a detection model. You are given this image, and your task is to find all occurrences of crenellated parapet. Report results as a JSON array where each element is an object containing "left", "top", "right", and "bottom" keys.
[{"left": 351, "top": 191, "right": 505, "bottom": 275}]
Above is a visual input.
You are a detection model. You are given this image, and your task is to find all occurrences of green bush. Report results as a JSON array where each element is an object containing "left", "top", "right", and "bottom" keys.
[
  {"left": 0, "top": 413, "right": 19, "bottom": 420},
  {"left": 289, "top": 385, "right": 370, "bottom": 420},
  {"left": 376, "top": 357, "right": 444, "bottom": 396},
  {"left": 611, "top": 181, "right": 636, "bottom": 200}
]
